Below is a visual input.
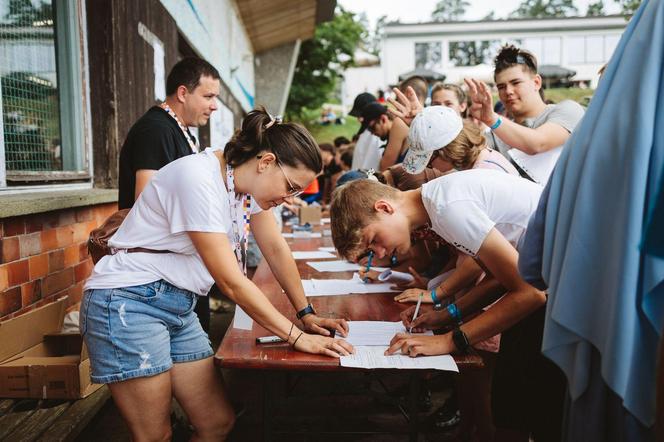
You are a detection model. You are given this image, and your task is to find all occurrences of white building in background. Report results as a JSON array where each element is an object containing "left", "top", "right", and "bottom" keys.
[{"left": 342, "top": 15, "right": 628, "bottom": 111}]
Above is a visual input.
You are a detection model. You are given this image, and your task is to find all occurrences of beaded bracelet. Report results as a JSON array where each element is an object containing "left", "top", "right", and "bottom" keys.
[{"left": 292, "top": 332, "right": 304, "bottom": 348}]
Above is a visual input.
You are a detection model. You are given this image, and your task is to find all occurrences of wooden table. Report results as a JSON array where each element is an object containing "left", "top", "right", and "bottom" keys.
[{"left": 215, "top": 229, "right": 482, "bottom": 440}]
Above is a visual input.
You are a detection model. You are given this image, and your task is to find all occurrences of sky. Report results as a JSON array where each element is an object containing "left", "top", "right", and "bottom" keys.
[{"left": 338, "top": 0, "right": 622, "bottom": 27}]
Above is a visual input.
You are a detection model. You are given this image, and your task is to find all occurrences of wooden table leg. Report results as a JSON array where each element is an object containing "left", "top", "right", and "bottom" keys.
[{"left": 408, "top": 372, "right": 422, "bottom": 442}]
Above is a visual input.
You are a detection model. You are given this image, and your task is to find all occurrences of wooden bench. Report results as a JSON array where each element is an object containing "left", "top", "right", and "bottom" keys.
[{"left": 0, "top": 386, "right": 110, "bottom": 441}]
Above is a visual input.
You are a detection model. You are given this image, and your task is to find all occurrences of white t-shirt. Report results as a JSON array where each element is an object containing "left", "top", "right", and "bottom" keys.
[
  {"left": 351, "top": 130, "right": 382, "bottom": 171},
  {"left": 420, "top": 169, "right": 542, "bottom": 257},
  {"left": 84, "top": 148, "right": 262, "bottom": 295},
  {"left": 488, "top": 100, "right": 585, "bottom": 185}
]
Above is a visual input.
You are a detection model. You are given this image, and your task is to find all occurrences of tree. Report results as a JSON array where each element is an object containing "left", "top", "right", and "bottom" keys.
[
  {"left": 286, "top": 7, "right": 365, "bottom": 120},
  {"left": 482, "top": 11, "right": 497, "bottom": 20},
  {"left": 510, "top": 0, "right": 578, "bottom": 18},
  {"left": 614, "top": 0, "right": 642, "bottom": 15},
  {"left": 4, "top": 0, "right": 52, "bottom": 26},
  {"left": 432, "top": 0, "right": 470, "bottom": 22},
  {"left": 366, "top": 15, "right": 388, "bottom": 56},
  {"left": 586, "top": 1, "right": 605, "bottom": 16}
]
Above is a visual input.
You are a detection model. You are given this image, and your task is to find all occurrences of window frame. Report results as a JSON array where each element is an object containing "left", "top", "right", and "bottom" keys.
[{"left": 0, "top": 0, "right": 91, "bottom": 190}]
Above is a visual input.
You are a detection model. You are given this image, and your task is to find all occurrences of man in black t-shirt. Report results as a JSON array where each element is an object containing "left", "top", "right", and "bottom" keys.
[
  {"left": 118, "top": 57, "right": 222, "bottom": 332},
  {"left": 118, "top": 57, "right": 222, "bottom": 209}
]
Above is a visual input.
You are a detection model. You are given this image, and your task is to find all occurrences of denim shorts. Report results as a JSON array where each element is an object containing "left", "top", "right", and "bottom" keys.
[{"left": 80, "top": 280, "right": 213, "bottom": 384}]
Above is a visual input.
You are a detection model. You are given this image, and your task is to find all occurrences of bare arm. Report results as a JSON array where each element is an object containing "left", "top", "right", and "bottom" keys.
[
  {"left": 250, "top": 210, "right": 349, "bottom": 337},
  {"left": 379, "top": 119, "right": 409, "bottom": 171},
  {"left": 134, "top": 169, "right": 157, "bottom": 200},
  {"left": 188, "top": 230, "right": 352, "bottom": 356}
]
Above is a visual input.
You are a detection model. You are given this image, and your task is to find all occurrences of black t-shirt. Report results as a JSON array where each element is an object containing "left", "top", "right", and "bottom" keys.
[{"left": 118, "top": 106, "right": 197, "bottom": 209}]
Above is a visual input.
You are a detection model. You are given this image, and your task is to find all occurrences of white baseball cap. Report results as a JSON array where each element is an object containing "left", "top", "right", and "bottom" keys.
[{"left": 402, "top": 106, "right": 463, "bottom": 174}]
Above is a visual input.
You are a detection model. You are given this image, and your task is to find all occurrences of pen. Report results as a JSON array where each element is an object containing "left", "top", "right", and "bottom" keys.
[
  {"left": 409, "top": 292, "right": 423, "bottom": 333},
  {"left": 363, "top": 250, "right": 374, "bottom": 282}
]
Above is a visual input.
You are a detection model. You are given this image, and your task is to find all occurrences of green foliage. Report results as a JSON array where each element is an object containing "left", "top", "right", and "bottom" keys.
[
  {"left": 432, "top": 0, "right": 470, "bottom": 21},
  {"left": 308, "top": 118, "right": 361, "bottom": 145},
  {"left": 285, "top": 7, "right": 365, "bottom": 120},
  {"left": 614, "top": 0, "right": 642, "bottom": 15},
  {"left": 586, "top": 1, "right": 606, "bottom": 15},
  {"left": 511, "top": 0, "right": 578, "bottom": 18}
]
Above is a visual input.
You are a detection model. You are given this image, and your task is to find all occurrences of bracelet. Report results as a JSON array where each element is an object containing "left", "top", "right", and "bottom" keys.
[
  {"left": 431, "top": 289, "right": 444, "bottom": 310},
  {"left": 452, "top": 327, "right": 471, "bottom": 353},
  {"left": 292, "top": 331, "right": 304, "bottom": 348},
  {"left": 447, "top": 303, "right": 462, "bottom": 325},
  {"left": 288, "top": 323, "right": 295, "bottom": 340},
  {"left": 490, "top": 116, "right": 503, "bottom": 131}
]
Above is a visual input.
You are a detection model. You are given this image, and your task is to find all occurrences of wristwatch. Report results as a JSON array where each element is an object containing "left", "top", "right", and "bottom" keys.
[
  {"left": 296, "top": 303, "right": 316, "bottom": 320},
  {"left": 452, "top": 327, "right": 471, "bottom": 354}
]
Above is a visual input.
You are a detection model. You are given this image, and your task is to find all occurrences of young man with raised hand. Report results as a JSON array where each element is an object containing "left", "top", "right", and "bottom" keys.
[{"left": 465, "top": 45, "right": 585, "bottom": 185}]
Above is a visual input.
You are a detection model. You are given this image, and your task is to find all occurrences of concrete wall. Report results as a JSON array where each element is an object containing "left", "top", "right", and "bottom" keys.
[{"left": 254, "top": 40, "right": 301, "bottom": 116}]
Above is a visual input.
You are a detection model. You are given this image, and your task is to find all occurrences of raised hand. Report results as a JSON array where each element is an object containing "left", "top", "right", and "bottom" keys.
[
  {"left": 464, "top": 78, "right": 496, "bottom": 126},
  {"left": 387, "top": 86, "right": 423, "bottom": 126}
]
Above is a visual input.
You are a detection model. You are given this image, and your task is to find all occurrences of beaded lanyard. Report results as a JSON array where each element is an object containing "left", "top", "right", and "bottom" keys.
[
  {"left": 159, "top": 103, "right": 200, "bottom": 153},
  {"left": 225, "top": 163, "right": 252, "bottom": 275}
]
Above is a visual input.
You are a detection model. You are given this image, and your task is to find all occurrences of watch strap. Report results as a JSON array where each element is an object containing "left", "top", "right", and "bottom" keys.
[{"left": 296, "top": 304, "right": 316, "bottom": 320}]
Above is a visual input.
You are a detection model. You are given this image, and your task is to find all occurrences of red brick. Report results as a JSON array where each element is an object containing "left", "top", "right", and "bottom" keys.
[
  {"left": 74, "top": 259, "right": 93, "bottom": 283},
  {"left": 41, "top": 229, "right": 58, "bottom": 252},
  {"left": 29, "top": 253, "right": 49, "bottom": 280},
  {"left": 68, "top": 281, "right": 84, "bottom": 305},
  {"left": 0, "top": 286, "right": 21, "bottom": 317},
  {"left": 59, "top": 209, "right": 76, "bottom": 227},
  {"left": 79, "top": 242, "right": 89, "bottom": 261},
  {"left": 48, "top": 249, "right": 65, "bottom": 273},
  {"left": 21, "top": 279, "right": 42, "bottom": 307},
  {"left": 75, "top": 208, "right": 93, "bottom": 223},
  {"left": 4, "top": 217, "right": 25, "bottom": 236},
  {"left": 19, "top": 232, "right": 41, "bottom": 258},
  {"left": 56, "top": 225, "right": 75, "bottom": 248},
  {"left": 7, "top": 259, "right": 29, "bottom": 286},
  {"left": 0, "top": 265, "right": 7, "bottom": 291},
  {"left": 72, "top": 222, "right": 91, "bottom": 243},
  {"left": 25, "top": 217, "right": 43, "bottom": 234},
  {"left": 41, "top": 212, "right": 61, "bottom": 229},
  {"left": 43, "top": 268, "right": 74, "bottom": 297},
  {"left": 64, "top": 244, "right": 78, "bottom": 267},
  {"left": 1, "top": 237, "right": 19, "bottom": 263}
]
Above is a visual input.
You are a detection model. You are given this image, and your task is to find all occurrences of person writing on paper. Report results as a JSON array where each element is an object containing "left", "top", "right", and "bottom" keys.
[
  {"left": 331, "top": 171, "right": 565, "bottom": 440},
  {"left": 81, "top": 108, "right": 353, "bottom": 442},
  {"left": 464, "top": 45, "right": 585, "bottom": 185}
]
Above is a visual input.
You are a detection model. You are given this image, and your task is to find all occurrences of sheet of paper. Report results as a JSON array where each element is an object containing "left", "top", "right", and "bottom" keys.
[
  {"left": 378, "top": 269, "right": 415, "bottom": 284},
  {"left": 282, "top": 232, "right": 322, "bottom": 238},
  {"left": 321, "top": 217, "right": 331, "bottom": 224},
  {"left": 343, "top": 321, "right": 432, "bottom": 346},
  {"left": 306, "top": 260, "right": 389, "bottom": 273},
  {"left": 318, "top": 246, "right": 336, "bottom": 253},
  {"left": 232, "top": 306, "right": 253, "bottom": 330},
  {"left": 292, "top": 251, "right": 336, "bottom": 260},
  {"left": 340, "top": 346, "right": 458, "bottom": 372},
  {"left": 301, "top": 274, "right": 398, "bottom": 296}
]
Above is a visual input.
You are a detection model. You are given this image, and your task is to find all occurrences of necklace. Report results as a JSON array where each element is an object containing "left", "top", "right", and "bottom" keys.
[
  {"left": 159, "top": 103, "right": 200, "bottom": 153},
  {"left": 225, "top": 163, "right": 252, "bottom": 275}
]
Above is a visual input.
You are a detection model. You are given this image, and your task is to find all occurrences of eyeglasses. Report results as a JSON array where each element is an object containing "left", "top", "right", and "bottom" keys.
[{"left": 276, "top": 161, "right": 304, "bottom": 197}]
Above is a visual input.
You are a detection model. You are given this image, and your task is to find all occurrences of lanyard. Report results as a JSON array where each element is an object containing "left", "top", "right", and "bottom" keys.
[
  {"left": 159, "top": 103, "right": 200, "bottom": 153},
  {"left": 225, "top": 163, "right": 252, "bottom": 275}
]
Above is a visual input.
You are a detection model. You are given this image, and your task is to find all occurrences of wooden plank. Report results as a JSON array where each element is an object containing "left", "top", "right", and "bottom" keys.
[
  {"left": 3, "top": 401, "right": 70, "bottom": 442},
  {"left": 35, "top": 386, "right": 111, "bottom": 442},
  {"left": 0, "top": 408, "right": 35, "bottom": 440},
  {"left": 0, "top": 399, "right": 15, "bottom": 416}
]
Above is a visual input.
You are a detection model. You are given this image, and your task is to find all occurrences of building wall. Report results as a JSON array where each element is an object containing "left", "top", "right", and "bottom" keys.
[{"left": 0, "top": 202, "right": 117, "bottom": 320}]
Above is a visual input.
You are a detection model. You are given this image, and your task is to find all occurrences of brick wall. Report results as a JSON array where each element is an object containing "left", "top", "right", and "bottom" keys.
[{"left": 0, "top": 202, "right": 118, "bottom": 320}]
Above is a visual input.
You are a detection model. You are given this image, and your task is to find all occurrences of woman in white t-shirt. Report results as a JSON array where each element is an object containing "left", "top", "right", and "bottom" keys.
[{"left": 81, "top": 109, "right": 354, "bottom": 441}]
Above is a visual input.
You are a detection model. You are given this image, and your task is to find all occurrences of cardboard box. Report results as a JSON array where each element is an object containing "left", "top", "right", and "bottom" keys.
[
  {"left": 299, "top": 205, "right": 322, "bottom": 225},
  {"left": 0, "top": 297, "right": 101, "bottom": 399}
]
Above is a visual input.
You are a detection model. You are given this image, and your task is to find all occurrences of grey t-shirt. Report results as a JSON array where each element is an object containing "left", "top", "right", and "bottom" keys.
[{"left": 488, "top": 100, "right": 585, "bottom": 185}]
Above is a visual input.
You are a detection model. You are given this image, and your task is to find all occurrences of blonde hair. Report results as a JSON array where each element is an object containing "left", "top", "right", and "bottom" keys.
[
  {"left": 438, "top": 121, "right": 486, "bottom": 170},
  {"left": 330, "top": 179, "right": 400, "bottom": 260}
]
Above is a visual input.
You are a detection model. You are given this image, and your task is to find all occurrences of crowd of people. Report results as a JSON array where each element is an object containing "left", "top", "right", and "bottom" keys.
[{"left": 77, "top": 1, "right": 664, "bottom": 436}]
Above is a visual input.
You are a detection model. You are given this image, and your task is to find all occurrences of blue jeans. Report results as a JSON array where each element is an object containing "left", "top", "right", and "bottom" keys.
[{"left": 80, "top": 280, "right": 213, "bottom": 384}]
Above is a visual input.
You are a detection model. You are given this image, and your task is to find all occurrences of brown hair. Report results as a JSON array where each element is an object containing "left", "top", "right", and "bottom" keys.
[
  {"left": 388, "top": 164, "right": 443, "bottom": 191},
  {"left": 431, "top": 83, "right": 466, "bottom": 105},
  {"left": 437, "top": 121, "right": 486, "bottom": 170},
  {"left": 330, "top": 179, "right": 400, "bottom": 260},
  {"left": 494, "top": 44, "right": 538, "bottom": 78},
  {"left": 224, "top": 107, "right": 322, "bottom": 174},
  {"left": 399, "top": 75, "right": 428, "bottom": 104}
]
